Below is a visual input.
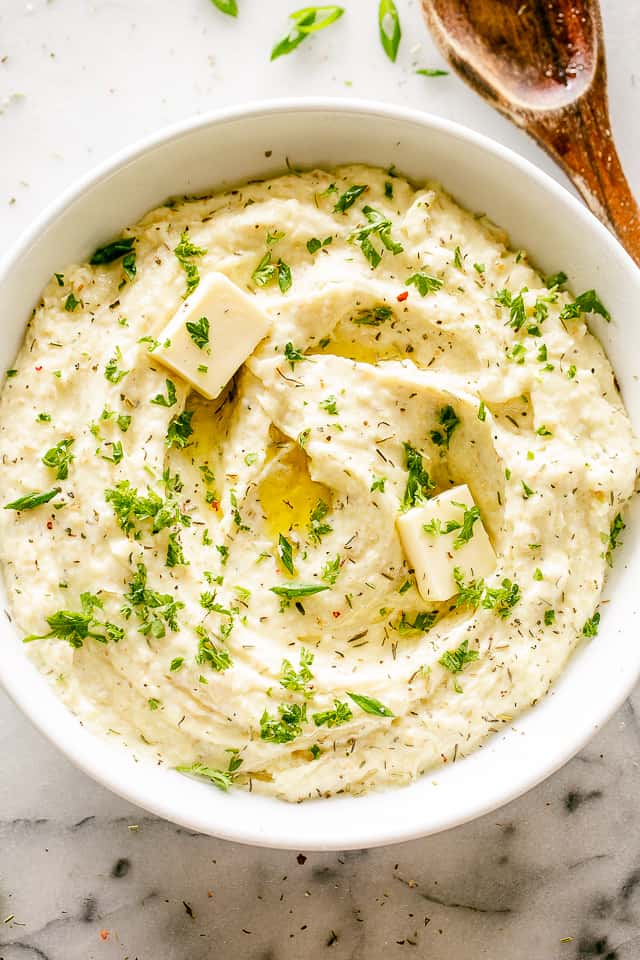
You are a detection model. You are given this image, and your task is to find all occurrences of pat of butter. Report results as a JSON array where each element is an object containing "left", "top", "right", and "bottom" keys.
[
  {"left": 155, "top": 272, "right": 272, "bottom": 400},
  {"left": 396, "top": 484, "right": 496, "bottom": 603}
]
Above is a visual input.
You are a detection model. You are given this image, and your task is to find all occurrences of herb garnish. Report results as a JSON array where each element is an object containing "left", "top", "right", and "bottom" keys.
[
  {"left": 271, "top": 5, "right": 344, "bottom": 60},
  {"left": 64, "top": 292, "right": 80, "bottom": 312},
  {"left": 186, "top": 316, "right": 210, "bottom": 350},
  {"left": 122, "top": 562, "right": 184, "bottom": 637},
  {"left": 423, "top": 501, "right": 481, "bottom": 549},
  {"left": 349, "top": 206, "right": 403, "bottom": 269},
  {"left": 283, "top": 341, "right": 305, "bottom": 369},
  {"left": 494, "top": 287, "right": 527, "bottom": 331},
  {"left": 438, "top": 639, "right": 478, "bottom": 693},
  {"left": 430, "top": 404, "right": 460, "bottom": 449},
  {"left": 176, "top": 752, "right": 242, "bottom": 791},
  {"left": 252, "top": 234, "right": 292, "bottom": 293},
  {"left": 270, "top": 583, "right": 329, "bottom": 610},
  {"left": 351, "top": 305, "right": 392, "bottom": 325},
  {"left": 151, "top": 378, "right": 177, "bottom": 407},
  {"left": 90, "top": 236, "right": 135, "bottom": 265},
  {"left": 560, "top": 290, "right": 610, "bottom": 323},
  {"left": 582, "top": 612, "right": 600, "bottom": 637},
  {"left": 604, "top": 513, "right": 625, "bottom": 567},
  {"left": 334, "top": 184, "right": 367, "bottom": 213},
  {"left": 308, "top": 499, "right": 332, "bottom": 543},
  {"left": 320, "top": 395, "right": 339, "bottom": 415},
  {"left": 260, "top": 702, "right": 307, "bottom": 742},
  {"left": 313, "top": 699, "right": 352, "bottom": 727},
  {"left": 104, "top": 479, "right": 190, "bottom": 536},
  {"left": 105, "top": 346, "right": 128, "bottom": 384},
  {"left": 280, "top": 647, "right": 314, "bottom": 695},
  {"left": 25, "top": 592, "right": 123, "bottom": 647},
  {"left": 196, "top": 626, "right": 232, "bottom": 672},
  {"left": 401, "top": 443, "right": 434, "bottom": 510},
  {"left": 174, "top": 230, "right": 207, "bottom": 298},
  {"left": 416, "top": 67, "right": 448, "bottom": 77},
  {"left": 166, "top": 410, "right": 194, "bottom": 449},
  {"left": 406, "top": 272, "right": 443, "bottom": 296},
  {"left": 42, "top": 438, "right": 74, "bottom": 480},
  {"left": 346, "top": 691, "right": 394, "bottom": 717},
  {"left": 306, "top": 236, "right": 332, "bottom": 254},
  {"left": 321, "top": 554, "right": 341, "bottom": 585},
  {"left": 395, "top": 610, "right": 437, "bottom": 635},
  {"left": 210, "top": 0, "right": 238, "bottom": 16},
  {"left": 278, "top": 533, "right": 295, "bottom": 575},
  {"left": 378, "top": 0, "right": 401, "bottom": 61},
  {"left": 5, "top": 487, "right": 61, "bottom": 511}
]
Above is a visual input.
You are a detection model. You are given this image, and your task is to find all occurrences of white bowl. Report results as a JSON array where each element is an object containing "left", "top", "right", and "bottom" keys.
[{"left": 1, "top": 99, "right": 639, "bottom": 851}]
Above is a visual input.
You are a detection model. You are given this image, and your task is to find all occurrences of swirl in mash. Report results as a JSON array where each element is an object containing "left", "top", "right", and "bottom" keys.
[{"left": 0, "top": 165, "right": 636, "bottom": 801}]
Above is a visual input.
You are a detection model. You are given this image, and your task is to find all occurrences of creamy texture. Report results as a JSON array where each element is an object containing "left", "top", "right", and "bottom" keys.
[{"left": 0, "top": 165, "right": 636, "bottom": 801}]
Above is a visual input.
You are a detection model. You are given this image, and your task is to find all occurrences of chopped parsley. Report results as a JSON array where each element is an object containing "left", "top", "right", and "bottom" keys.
[
  {"left": 401, "top": 443, "right": 434, "bottom": 510},
  {"left": 121, "top": 562, "right": 184, "bottom": 637},
  {"left": 582, "top": 612, "right": 600, "bottom": 637},
  {"left": 604, "top": 513, "right": 625, "bottom": 567},
  {"left": 334, "top": 184, "right": 368, "bottom": 213},
  {"left": 105, "top": 347, "right": 128, "bottom": 384},
  {"left": 174, "top": 230, "right": 207, "bottom": 298},
  {"left": 166, "top": 410, "right": 194, "bottom": 449},
  {"left": 560, "top": 290, "right": 610, "bottom": 323},
  {"left": 452, "top": 567, "right": 485, "bottom": 609},
  {"left": 36, "top": 412, "right": 52, "bottom": 422},
  {"left": 430, "top": 404, "right": 460, "bottom": 449},
  {"left": 477, "top": 400, "right": 487, "bottom": 422},
  {"left": 260, "top": 702, "right": 307, "bottom": 742},
  {"left": 395, "top": 610, "right": 437, "bottom": 635},
  {"left": 170, "top": 657, "right": 184, "bottom": 672},
  {"left": 321, "top": 554, "right": 341, "bottom": 585},
  {"left": 423, "top": 501, "right": 481, "bottom": 549},
  {"left": 438, "top": 639, "right": 479, "bottom": 693},
  {"left": 64, "top": 292, "right": 80, "bottom": 312},
  {"left": 406, "top": 272, "right": 443, "bottom": 296},
  {"left": 306, "top": 236, "right": 332, "bottom": 254},
  {"left": 320, "top": 395, "right": 339, "bottom": 416},
  {"left": 196, "top": 626, "right": 232, "bottom": 672},
  {"left": 148, "top": 698, "right": 161, "bottom": 711},
  {"left": 270, "top": 5, "right": 344, "bottom": 60},
  {"left": 166, "top": 531, "right": 187, "bottom": 567},
  {"left": 283, "top": 341, "right": 305, "bottom": 370},
  {"left": 370, "top": 475, "right": 386, "bottom": 493},
  {"left": 482, "top": 578, "right": 520, "bottom": 618},
  {"left": 151, "top": 379, "right": 177, "bottom": 407},
  {"left": 351, "top": 305, "right": 392, "bottom": 326},
  {"left": 252, "top": 234, "right": 292, "bottom": 293},
  {"left": 346, "top": 691, "right": 394, "bottom": 717},
  {"left": 42, "top": 437, "right": 74, "bottom": 480},
  {"left": 308, "top": 499, "right": 332, "bottom": 543},
  {"left": 25, "top": 592, "right": 123, "bottom": 647},
  {"left": 175, "top": 755, "right": 241, "bottom": 792},
  {"left": 494, "top": 287, "right": 527, "bottom": 331},
  {"left": 5, "top": 487, "right": 61, "bottom": 511},
  {"left": 104, "top": 479, "right": 190, "bottom": 536},
  {"left": 313, "top": 700, "right": 352, "bottom": 727},
  {"left": 185, "top": 315, "right": 210, "bottom": 350},
  {"left": 349, "top": 205, "right": 403, "bottom": 269},
  {"left": 280, "top": 647, "right": 314, "bottom": 695},
  {"left": 544, "top": 609, "right": 556, "bottom": 626}
]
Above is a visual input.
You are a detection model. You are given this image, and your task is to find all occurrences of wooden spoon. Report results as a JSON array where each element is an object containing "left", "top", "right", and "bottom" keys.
[{"left": 421, "top": 0, "right": 640, "bottom": 266}]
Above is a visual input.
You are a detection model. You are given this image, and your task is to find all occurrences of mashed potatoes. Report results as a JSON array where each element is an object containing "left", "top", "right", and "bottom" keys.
[{"left": 0, "top": 165, "right": 635, "bottom": 800}]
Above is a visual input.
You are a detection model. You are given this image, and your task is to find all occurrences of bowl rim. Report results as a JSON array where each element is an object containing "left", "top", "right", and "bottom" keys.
[{"left": 1, "top": 96, "right": 638, "bottom": 850}]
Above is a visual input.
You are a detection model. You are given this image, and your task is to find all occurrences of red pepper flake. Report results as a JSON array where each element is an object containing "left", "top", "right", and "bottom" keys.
[
  {"left": 209, "top": 500, "right": 219, "bottom": 512},
  {"left": 396, "top": 291, "right": 409, "bottom": 302},
  {"left": 332, "top": 611, "right": 341, "bottom": 619},
  {"left": 99, "top": 929, "right": 109, "bottom": 941},
  {"left": 46, "top": 519, "right": 53, "bottom": 530},
  {"left": 35, "top": 365, "right": 43, "bottom": 372}
]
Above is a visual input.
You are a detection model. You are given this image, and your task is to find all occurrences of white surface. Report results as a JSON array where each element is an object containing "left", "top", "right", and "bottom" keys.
[{"left": 1, "top": 1, "right": 639, "bottom": 956}]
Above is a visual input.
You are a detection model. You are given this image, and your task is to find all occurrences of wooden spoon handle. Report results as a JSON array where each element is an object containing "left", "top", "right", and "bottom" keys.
[{"left": 526, "top": 99, "right": 640, "bottom": 266}]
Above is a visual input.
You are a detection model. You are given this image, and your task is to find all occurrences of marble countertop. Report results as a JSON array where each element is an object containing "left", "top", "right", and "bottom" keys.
[{"left": 1, "top": 1, "right": 639, "bottom": 957}]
